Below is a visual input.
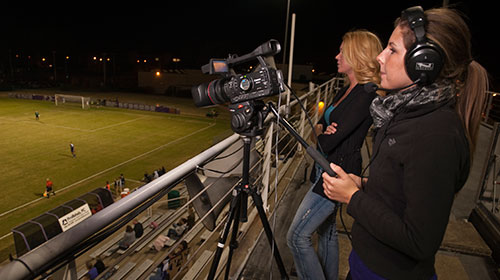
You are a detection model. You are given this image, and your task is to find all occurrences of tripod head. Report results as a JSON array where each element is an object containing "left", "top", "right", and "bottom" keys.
[{"left": 229, "top": 100, "right": 269, "bottom": 137}]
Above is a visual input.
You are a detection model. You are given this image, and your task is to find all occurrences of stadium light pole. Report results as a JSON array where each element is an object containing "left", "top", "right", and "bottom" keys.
[{"left": 285, "top": 13, "right": 296, "bottom": 118}]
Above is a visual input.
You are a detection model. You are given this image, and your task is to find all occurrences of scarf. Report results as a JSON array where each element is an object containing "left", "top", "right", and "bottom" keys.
[{"left": 370, "top": 80, "right": 456, "bottom": 129}]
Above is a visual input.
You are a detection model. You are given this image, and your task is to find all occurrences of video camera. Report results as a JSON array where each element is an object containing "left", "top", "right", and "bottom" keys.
[{"left": 191, "top": 39, "right": 285, "bottom": 107}]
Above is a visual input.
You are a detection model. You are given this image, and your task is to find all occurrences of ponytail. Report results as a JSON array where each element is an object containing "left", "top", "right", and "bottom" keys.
[{"left": 456, "top": 61, "right": 489, "bottom": 156}]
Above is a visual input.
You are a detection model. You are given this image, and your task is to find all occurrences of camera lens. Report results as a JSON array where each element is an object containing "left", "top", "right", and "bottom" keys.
[{"left": 191, "top": 79, "right": 230, "bottom": 107}]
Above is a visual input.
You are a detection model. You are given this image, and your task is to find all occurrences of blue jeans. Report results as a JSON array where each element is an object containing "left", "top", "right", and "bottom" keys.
[{"left": 287, "top": 168, "right": 339, "bottom": 280}]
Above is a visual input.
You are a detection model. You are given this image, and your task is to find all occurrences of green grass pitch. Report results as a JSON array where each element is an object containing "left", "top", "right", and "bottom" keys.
[{"left": 0, "top": 95, "right": 230, "bottom": 260}]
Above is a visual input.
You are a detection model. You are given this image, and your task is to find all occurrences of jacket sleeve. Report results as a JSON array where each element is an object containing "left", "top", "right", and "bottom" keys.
[
  {"left": 347, "top": 131, "right": 466, "bottom": 260},
  {"left": 317, "top": 93, "right": 373, "bottom": 154}
]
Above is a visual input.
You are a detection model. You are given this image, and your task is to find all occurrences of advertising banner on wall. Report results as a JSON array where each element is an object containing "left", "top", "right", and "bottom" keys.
[{"left": 58, "top": 204, "right": 92, "bottom": 232}]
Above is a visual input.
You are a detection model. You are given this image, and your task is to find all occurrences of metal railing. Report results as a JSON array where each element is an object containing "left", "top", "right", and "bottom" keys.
[{"left": 0, "top": 77, "right": 341, "bottom": 280}]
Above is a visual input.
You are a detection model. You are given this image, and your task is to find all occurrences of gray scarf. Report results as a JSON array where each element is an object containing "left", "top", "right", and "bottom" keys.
[{"left": 370, "top": 80, "right": 456, "bottom": 129}]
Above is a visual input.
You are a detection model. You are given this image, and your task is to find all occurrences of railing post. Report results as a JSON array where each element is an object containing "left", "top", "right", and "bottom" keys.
[
  {"left": 298, "top": 99, "right": 308, "bottom": 152},
  {"left": 261, "top": 122, "right": 274, "bottom": 212},
  {"left": 314, "top": 88, "right": 321, "bottom": 125},
  {"left": 323, "top": 84, "right": 328, "bottom": 108},
  {"left": 327, "top": 79, "right": 334, "bottom": 105}
]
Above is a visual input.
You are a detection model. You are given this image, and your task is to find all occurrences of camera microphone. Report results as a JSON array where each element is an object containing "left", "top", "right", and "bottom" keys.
[{"left": 363, "top": 79, "right": 420, "bottom": 93}]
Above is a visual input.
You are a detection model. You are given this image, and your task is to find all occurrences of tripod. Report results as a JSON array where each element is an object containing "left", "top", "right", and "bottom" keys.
[{"left": 207, "top": 101, "right": 288, "bottom": 280}]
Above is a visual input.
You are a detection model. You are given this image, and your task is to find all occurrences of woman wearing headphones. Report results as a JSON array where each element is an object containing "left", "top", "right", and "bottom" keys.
[{"left": 322, "top": 7, "right": 488, "bottom": 280}]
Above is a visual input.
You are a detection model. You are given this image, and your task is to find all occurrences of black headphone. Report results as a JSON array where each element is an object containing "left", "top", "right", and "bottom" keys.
[{"left": 402, "top": 6, "right": 444, "bottom": 85}]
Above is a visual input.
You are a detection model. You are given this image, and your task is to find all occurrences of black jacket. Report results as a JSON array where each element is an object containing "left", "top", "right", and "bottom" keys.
[
  {"left": 312, "top": 83, "right": 376, "bottom": 197},
  {"left": 347, "top": 99, "right": 470, "bottom": 279}
]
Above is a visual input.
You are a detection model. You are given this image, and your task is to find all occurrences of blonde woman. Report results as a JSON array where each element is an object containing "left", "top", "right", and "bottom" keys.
[{"left": 287, "top": 30, "right": 382, "bottom": 280}]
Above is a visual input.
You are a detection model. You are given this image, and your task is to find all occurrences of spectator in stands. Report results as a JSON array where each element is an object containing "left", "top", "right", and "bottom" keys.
[
  {"left": 153, "top": 170, "right": 159, "bottom": 180},
  {"left": 149, "top": 258, "right": 171, "bottom": 280},
  {"left": 45, "top": 178, "right": 56, "bottom": 198},
  {"left": 180, "top": 218, "right": 189, "bottom": 230},
  {"left": 168, "top": 220, "right": 188, "bottom": 239},
  {"left": 120, "top": 173, "right": 125, "bottom": 187},
  {"left": 287, "top": 29, "right": 382, "bottom": 280},
  {"left": 86, "top": 260, "right": 98, "bottom": 280},
  {"left": 152, "top": 234, "right": 171, "bottom": 251},
  {"left": 144, "top": 172, "right": 152, "bottom": 183},
  {"left": 119, "top": 225, "right": 136, "bottom": 249},
  {"left": 178, "top": 240, "right": 188, "bottom": 255},
  {"left": 94, "top": 257, "right": 105, "bottom": 274},
  {"left": 133, "top": 219, "right": 144, "bottom": 238}
]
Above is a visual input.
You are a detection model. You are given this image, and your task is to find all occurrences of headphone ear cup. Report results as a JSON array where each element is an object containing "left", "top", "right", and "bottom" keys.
[{"left": 405, "top": 42, "right": 444, "bottom": 85}]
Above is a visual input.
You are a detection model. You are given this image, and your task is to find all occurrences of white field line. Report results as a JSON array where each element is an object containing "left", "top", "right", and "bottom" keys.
[
  {"left": 0, "top": 115, "right": 149, "bottom": 132},
  {"left": 0, "top": 232, "right": 11, "bottom": 241},
  {"left": 89, "top": 116, "right": 148, "bottom": 132},
  {"left": 0, "top": 123, "right": 215, "bottom": 221}
]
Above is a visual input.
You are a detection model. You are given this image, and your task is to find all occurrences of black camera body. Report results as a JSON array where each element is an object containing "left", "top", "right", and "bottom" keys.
[
  {"left": 191, "top": 40, "right": 284, "bottom": 108},
  {"left": 222, "top": 66, "right": 283, "bottom": 104}
]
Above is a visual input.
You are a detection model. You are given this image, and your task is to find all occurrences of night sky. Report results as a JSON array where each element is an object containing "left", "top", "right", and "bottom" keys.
[{"left": 1, "top": 1, "right": 498, "bottom": 88}]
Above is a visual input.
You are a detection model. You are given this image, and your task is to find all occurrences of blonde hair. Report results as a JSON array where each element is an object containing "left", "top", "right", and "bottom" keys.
[{"left": 341, "top": 30, "right": 383, "bottom": 85}]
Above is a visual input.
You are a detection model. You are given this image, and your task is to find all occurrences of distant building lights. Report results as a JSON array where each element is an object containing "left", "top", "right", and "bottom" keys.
[
  {"left": 65, "top": 56, "right": 70, "bottom": 60},
  {"left": 93, "top": 56, "right": 97, "bottom": 60},
  {"left": 156, "top": 71, "right": 161, "bottom": 77},
  {"left": 143, "top": 59, "right": 147, "bottom": 63},
  {"left": 42, "top": 57, "right": 46, "bottom": 62},
  {"left": 172, "top": 58, "right": 180, "bottom": 62}
]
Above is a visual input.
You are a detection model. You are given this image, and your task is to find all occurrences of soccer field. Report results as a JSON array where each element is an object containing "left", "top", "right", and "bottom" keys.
[{"left": 0, "top": 95, "right": 231, "bottom": 259}]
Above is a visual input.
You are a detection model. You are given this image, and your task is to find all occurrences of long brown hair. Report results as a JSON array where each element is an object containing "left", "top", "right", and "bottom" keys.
[{"left": 396, "top": 8, "right": 489, "bottom": 156}]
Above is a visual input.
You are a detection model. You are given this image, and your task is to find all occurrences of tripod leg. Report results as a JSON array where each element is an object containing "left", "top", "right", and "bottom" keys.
[
  {"left": 224, "top": 197, "right": 242, "bottom": 280},
  {"left": 250, "top": 189, "right": 289, "bottom": 279},
  {"left": 208, "top": 190, "right": 241, "bottom": 280}
]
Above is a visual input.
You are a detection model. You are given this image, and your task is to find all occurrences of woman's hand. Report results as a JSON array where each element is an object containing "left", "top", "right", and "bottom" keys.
[
  {"left": 324, "top": 122, "right": 338, "bottom": 135},
  {"left": 322, "top": 163, "right": 360, "bottom": 204}
]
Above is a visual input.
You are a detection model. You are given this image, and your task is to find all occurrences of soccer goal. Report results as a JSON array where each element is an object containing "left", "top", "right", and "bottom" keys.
[{"left": 54, "top": 94, "right": 90, "bottom": 109}]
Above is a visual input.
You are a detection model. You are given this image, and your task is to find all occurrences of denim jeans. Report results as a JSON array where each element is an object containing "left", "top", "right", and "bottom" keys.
[{"left": 287, "top": 167, "right": 339, "bottom": 280}]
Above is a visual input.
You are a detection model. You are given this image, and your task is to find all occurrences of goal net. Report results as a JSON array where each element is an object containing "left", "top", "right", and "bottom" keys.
[{"left": 54, "top": 94, "right": 90, "bottom": 109}]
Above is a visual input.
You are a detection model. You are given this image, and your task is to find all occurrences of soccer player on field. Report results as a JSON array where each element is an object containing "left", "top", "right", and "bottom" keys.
[
  {"left": 45, "top": 178, "right": 55, "bottom": 198},
  {"left": 70, "top": 142, "right": 76, "bottom": 158}
]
